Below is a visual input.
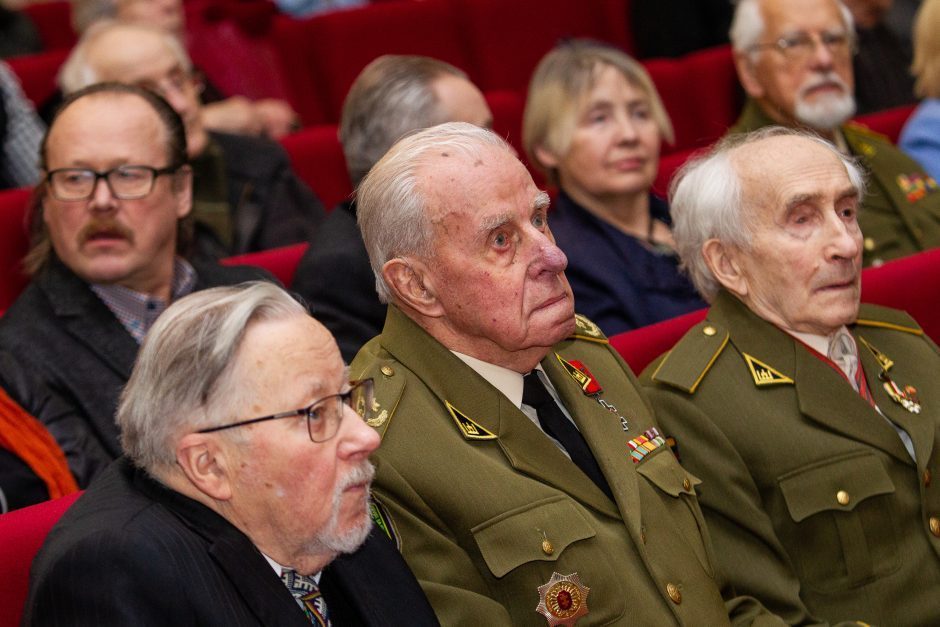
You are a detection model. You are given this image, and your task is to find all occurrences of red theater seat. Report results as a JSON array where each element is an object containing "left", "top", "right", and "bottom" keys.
[
  {"left": 6, "top": 49, "right": 70, "bottom": 109},
  {"left": 21, "top": 1, "right": 76, "bottom": 51},
  {"left": 280, "top": 125, "right": 352, "bottom": 210},
  {"left": 0, "top": 492, "right": 82, "bottom": 627},
  {"left": 221, "top": 242, "right": 310, "bottom": 288},
  {"left": 852, "top": 103, "right": 918, "bottom": 144},
  {"left": 460, "top": 0, "right": 632, "bottom": 92},
  {"left": 653, "top": 147, "right": 698, "bottom": 198},
  {"left": 0, "top": 188, "right": 33, "bottom": 316}
]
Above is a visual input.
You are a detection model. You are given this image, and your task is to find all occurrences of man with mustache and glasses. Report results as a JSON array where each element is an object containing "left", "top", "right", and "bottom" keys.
[
  {"left": 728, "top": 0, "right": 940, "bottom": 266},
  {"left": 23, "top": 282, "right": 438, "bottom": 626},
  {"left": 642, "top": 127, "right": 940, "bottom": 626},
  {"left": 0, "top": 83, "right": 270, "bottom": 488}
]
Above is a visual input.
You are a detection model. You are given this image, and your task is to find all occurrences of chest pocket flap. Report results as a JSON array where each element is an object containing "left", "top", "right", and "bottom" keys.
[
  {"left": 471, "top": 496, "right": 595, "bottom": 578},
  {"left": 778, "top": 452, "right": 895, "bottom": 522}
]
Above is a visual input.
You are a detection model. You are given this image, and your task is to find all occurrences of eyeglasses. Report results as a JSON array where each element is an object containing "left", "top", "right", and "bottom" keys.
[
  {"left": 45, "top": 165, "right": 183, "bottom": 201},
  {"left": 748, "top": 31, "right": 856, "bottom": 63},
  {"left": 196, "top": 379, "right": 375, "bottom": 443}
]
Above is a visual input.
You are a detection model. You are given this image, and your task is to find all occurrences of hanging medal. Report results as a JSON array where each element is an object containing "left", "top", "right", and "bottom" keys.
[
  {"left": 857, "top": 336, "right": 922, "bottom": 414},
  {"left": 555, "top": 354, "right": 630, "bottom": 431}
]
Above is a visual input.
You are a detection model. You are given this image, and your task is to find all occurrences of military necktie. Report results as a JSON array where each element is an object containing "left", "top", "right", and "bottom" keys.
[
  {"left": 281, "top": 568, "right": 331, "bottom": 626},
  {"left": 523, "top": 372, "right": 614, "bottom": 500}
]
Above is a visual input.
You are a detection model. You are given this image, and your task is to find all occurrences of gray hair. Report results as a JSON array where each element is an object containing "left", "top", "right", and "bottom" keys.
[
  {"left": 670, "top": 126, "right": 866, "bottom": 301},
  {"left": 357, "top": 122, "right": 513, "bottom": 303},
  {"left": 117, "top": 282, "right": 307, "bottom": 474},
  {"left": 730, "top": 0, "right": 855, "bottom": 62},
  {"left": 58, "top": 20, "right": 193, "bottom": 94},
  {"left": 71, "top": 0, "right": 117, "bottom": 34},
  {"left": 340, "top": 55, "right": 469, "bottom": 186}
]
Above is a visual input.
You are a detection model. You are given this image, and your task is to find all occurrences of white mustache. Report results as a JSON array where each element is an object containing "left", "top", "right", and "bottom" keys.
[{"left": 799, "top": 72, "right": 849, "bottom": 98}]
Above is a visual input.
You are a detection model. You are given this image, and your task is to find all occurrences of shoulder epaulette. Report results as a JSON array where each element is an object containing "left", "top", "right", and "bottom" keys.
[
  {"left": 843, "top": 121, "right": 891, "bottom": 143},
  {"left": 570, "top": 314, "right": 608, "bottom": 344},
  {"left": 855, "top": 304, "right": 923, "bottom": 336},
  {"left": 650, "top": 320, "right": 729, "bottom": 394},
  {"left": 352, "top": 359, "right": 406, "bottom": 438}
]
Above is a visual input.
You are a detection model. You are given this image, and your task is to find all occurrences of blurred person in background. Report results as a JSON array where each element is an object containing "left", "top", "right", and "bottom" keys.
[
  {"left": 523, "top": 41, "right": 705, "bottom": 337},
  {"left": 900, "top": 0, "right": 940, "bottom": 180}
]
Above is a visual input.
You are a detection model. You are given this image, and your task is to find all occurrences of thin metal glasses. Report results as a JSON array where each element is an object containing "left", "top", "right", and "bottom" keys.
[
  {"left": 748, "top": 31, "right": 856, "bottom": 63},
  {"left": 196, "top": 379, "right": 375, "bottom": 443},
  {"left": 45, "top": 164, "right": 183, "bottom": 201}
]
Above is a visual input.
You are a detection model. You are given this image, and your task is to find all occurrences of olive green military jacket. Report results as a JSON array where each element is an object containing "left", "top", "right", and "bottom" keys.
[
  {"left": 351, "top": 305, "right": 783, "bottom": 626},
  {"left": 641, "top": 291, "right": 940, "bottom": 626},
  {"left": 729, "top": 100, "right": 940, "bottom": 266}
]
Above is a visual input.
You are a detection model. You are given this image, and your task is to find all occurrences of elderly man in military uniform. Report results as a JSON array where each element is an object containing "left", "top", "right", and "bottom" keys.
[
  {"left": 641, "top": 127, "right": 940, "bottom": 626},
  {"left": 729, "top": 0, "right": 940, "bottom": 265},
  {"left": 350, "top": 122, "right": 782, "bottom": 625}
]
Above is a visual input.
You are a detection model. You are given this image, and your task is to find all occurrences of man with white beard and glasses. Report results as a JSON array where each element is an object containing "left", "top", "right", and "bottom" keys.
[
  {"left": 23, "top": 282, "right": 438, "bottom": 626},
  {"left": 728, "top": 0, "right": 940, "bottom": 266}
]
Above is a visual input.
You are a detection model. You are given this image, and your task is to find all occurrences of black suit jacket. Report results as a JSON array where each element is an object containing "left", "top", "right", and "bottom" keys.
[
  {"left": 24, "top": 459, "right": 439, "bottom": 626},
  {"left": 0, "top": 258, "right": 271, "bottom": 486},
  {"left": 292, "top": 201, "right": 386, "bottom": 362}
]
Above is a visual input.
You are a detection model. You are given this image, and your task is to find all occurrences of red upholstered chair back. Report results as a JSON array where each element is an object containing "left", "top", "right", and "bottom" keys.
[
  {"left": 20, "top": 1, "right": 76, "bottom": 51},
  {"left": 280, "top": 125, "right": 352, "bottom": 211},
  {"left": 610, "top": 249, "right": 940, "bottom": 374},
  {"left": 6, "top": 48, "right": 70, "bottom": 109},
  {"left": 0, "top": 187, "right": 34, "bottom": 316},
  {"left": 852, "top": 103, "right": 917, "bottom": 144},
  {"left": 0, "top": 491, "right": 82, "bottom": 627},
  {"left": 221, "top": 242, "right": 310, "bottom": 288}
]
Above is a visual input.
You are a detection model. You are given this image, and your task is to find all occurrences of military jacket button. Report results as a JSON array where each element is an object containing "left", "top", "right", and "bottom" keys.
[
  {"left": 837, "top": 490, "right": 850, "bottom": 506},
  {"left": 666, "top": 583, "right": 682, "bottom": 604},
  {"left": 682, "top": 477, "right": 692, "bottom": 491},
  {"left": 863, "top": 237, "right": 875, "bottom": 252},
  {"left": 702, "top": 326, "right": 717, "bottom": 337},
  {"left": 541, "top": 539, "right": 554, "bottom": 556},
  {"left": 380, "top": 365, "right": 395, "bottom": 377},
  {"left": 930, "top": 517, "right": 940, "bottom": 538}
]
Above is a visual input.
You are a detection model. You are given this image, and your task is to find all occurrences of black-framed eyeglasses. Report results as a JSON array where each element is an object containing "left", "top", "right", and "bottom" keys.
[
  {"left": 196, "top": 379, "right": 375, "bottom": 443},
  {"left": 45, "top": 164, "right": 184, "bottom": 201},
  {"left": 748, "top": 31, "right": 856, "bottom": 63}
]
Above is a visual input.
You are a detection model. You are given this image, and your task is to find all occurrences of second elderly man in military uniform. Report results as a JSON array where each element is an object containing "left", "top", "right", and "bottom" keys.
[
  {"left": 642, "top": 127, "right": 940, "bottom": 626},
  {"left": 351, "top": 123, "right": 783, "bottom": 625}
]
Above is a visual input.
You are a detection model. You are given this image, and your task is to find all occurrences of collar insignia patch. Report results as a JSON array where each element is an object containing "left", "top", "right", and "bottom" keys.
[
  {"left": 743, "top": 353, "right": 794, "bottom": 386},
  {"left": 446, "top": 401, "right": 497, "bottom": 440}
]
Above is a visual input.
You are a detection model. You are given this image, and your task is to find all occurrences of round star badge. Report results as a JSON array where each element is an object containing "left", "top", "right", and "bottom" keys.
[{"left": 536, "top": 572, "right": 590, "bottom": 626}]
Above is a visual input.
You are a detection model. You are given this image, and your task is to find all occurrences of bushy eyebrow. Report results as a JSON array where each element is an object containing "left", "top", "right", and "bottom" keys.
[{"left": 785, "top": 186, "right": 859, "bottom": 211}]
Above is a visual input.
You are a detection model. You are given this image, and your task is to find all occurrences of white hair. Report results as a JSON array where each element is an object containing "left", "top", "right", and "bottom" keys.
[
  {"left": 730, "top": 0, "right": 856, "bottom": 62},
  {"left": 58, "top": 20, "right": 193, "bottom": 94},
  {"left": 670, "top": 126, "right": 866, "bottom": 301},
  {"left": 117, "top": 282, "right": 307, "bottom": 474},
  {"left": 356, "top": 122, "right": 513, "bottom": 303}
]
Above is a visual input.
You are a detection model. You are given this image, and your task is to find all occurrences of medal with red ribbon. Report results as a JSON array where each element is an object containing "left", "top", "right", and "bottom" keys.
[{"left": 555, "top": 354, "right": 630, "bottom": 432}]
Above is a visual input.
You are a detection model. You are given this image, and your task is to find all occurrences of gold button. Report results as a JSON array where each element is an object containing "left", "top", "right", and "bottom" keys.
[
  {"left": 930, "top": 517, "right": 940, "bottom": 538},
  {"left": 863, "top": 237, "right": 875, "bottom": 252},
  {"left": 541, "top": 539, "right": 554, "bottom": 556},
  {"left": 837, "top": 490, "right": 850, "bottom": 506},
  {"left": 682, "top": 477, "right": 692, "bottom": 491},
  {"left": 666, "top": 583, "right": 682, "bottom": 604},
  {"left": 380, "top": 365, "right": 394, "bottom": 377},
  {"left": 925, "top": 469, "right": 932, "bottom": 487},
  {"left": 702, "top": 326, "right": 717, "bottom": 336}
]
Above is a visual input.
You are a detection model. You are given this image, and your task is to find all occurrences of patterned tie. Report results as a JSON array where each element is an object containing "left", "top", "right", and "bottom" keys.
[
  {"left": 828, "top": 327, "right": 860, "bottom": 392},
  {"left": 281, "top": 569, "right": 331, "bottom": 626},
  {"left": 523, "top": 372, "right": 614, "bottom": 500}
]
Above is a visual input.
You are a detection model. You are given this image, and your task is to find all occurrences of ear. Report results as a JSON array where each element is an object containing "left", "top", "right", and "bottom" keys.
[
  {"left": 382, "top": 257, "right": 444, "bottom": 317},
  {"left": 173, "top": 166, "right": 193, "bottom": 219},
  {"left": 175, "top": 433, "right": 234, "bottom": 501},
  {"left": 734, "top": 51, "right": 765, "bottom": 99},
  {"left": 702, "top": 238, "right": 749, "bottom": 298},
  {"left": 533, "top": 144, "right": 561, "bottom": 170}
]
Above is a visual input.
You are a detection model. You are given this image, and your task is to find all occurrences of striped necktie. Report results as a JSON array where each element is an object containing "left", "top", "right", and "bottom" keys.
[{"left": 281, "top": 568, "right": 331, "bottom": 626}]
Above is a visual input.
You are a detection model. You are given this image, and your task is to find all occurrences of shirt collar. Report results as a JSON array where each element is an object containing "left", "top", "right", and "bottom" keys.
[
  {"left": 452, "top": 350, "right": 548, "bottom": 409},
  {"left": 783, "top": 326, "right": 848, "bottom": 357}
]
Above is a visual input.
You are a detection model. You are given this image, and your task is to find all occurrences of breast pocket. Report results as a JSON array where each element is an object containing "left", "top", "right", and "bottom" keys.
[{"left": 777, "top": 451, "right": 899, "bottom": 592}]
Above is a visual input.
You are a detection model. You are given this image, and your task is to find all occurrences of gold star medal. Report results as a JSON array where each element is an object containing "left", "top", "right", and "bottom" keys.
[{"left": 536, "top": 572, "right": 590, "bottom": 626}]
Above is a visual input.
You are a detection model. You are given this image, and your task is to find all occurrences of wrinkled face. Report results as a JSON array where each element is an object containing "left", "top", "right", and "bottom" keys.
[
  {"left": 420, "top": 144, "right": 575, "bottom": 365},
  {"left": 727, "top": 135, "right": 863, "bottom": 335},
  {"left": 116, "top": 0, "right": 185, "bottom": 35},
  {"left": 42, "top": 94, "right": 190, "bottom": 293},
  {"left": 225, "top": 315, "right": 380, "bottom": 563},
  {"left": 432, "top": 74, "right": 493, "bottom": 129},
  {"left": 85, "top": 28, "right": 207, "bottom": 156},
  {"left": 744, "top": 0, "right": 856, "bottom": 131},
  {"left": 553, "top": 65, "right": 661, "bottom": 202}
]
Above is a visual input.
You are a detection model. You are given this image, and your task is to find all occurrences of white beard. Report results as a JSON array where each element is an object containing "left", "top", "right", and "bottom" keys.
[
  {"left": 303, "top": 461, "right": 375, "bottom": 556},
  {"left": 794, "top": 73, "right": 857, "bottom": 131}
]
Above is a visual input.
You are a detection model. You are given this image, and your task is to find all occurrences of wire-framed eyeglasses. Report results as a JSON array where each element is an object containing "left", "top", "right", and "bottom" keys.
[
  {"left": 196, "top": 379, "right": 375, "bottom": 443},
  {"left": 748, "top": 30, "right": 856, "bottom": 63},
  {"left": 45, "top": 164, "right": 184, "bottom": 201}
]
